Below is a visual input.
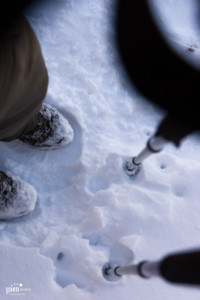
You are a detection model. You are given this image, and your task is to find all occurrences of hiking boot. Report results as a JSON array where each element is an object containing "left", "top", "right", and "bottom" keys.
[
  {"left": 0, "top": 171, "right": 37, "bottom": 220},
  {"left": 20, "top": 104, "right": 74, "bottom": 150}
]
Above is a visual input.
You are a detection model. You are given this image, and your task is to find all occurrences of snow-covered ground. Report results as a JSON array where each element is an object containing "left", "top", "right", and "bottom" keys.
[{"left": 1, "top": 0, "right": 200, "bottom": 299}]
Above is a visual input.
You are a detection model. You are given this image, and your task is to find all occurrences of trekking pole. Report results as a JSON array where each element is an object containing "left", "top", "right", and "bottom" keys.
[
  {"left": 125, "top": 135, "right": 168, "bottom": 175},
  {"left": 103, "top": 260, "right": 159, "bottom": 282},
  {"left": 103, "top": 249, "right": 200, "bottom": 286}
]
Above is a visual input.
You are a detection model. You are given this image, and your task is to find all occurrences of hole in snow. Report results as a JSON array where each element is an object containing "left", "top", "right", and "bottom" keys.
[
  {"left": 145, "top": 130, "right": 151, "bottom": 137},
  {"left": 160, "top": 163, "right": 167, "bottom": 170},
  {"left": 57, "top": 252, "right": 64, "bottom": 261},
  {"left": 174, "top": 191, "right": 183, "bottom": 197}
]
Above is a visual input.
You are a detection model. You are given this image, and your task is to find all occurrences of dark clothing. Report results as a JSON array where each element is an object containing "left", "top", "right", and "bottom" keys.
[
  {"left": 155, "top": 114, "right": 196, "bottom": 146},
  {"left": 0, "top": 15, "right": 48, "bottom": 141},
  {"left": 116, "top": 0, "right": 200, "bottom": 144}
]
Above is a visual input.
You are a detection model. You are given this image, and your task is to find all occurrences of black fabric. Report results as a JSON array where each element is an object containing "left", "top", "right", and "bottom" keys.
[
  {"left": 160, "top": 250, "right": 200, "bottom": 285},
  {"left": 0, "top": 1, "right": 46, "bottom": 34},
  {"left": 155, "top": 114, "right": 196, "bottom": 146},
  {"left": 0, "top": 1, "right": 33, "bottom": 32},
  {"left": 115, "top": 0, "right": 200, "bottom": 144}
]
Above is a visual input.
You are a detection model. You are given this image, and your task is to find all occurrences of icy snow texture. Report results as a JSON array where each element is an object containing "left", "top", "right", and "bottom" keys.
[
  {"left": 0, "top": 172, "right": 37, "bottom": 220},
  {"left": 0, "top": 0, "right": 200, "bottom": 299}
]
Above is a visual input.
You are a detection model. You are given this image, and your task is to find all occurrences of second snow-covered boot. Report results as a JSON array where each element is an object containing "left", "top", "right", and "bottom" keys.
[
  {"left": 20, "top": 104, "right": 74, "bottom": 150},
  {"left": 0, "top": 171, "right": 37, "bottom": 220}
]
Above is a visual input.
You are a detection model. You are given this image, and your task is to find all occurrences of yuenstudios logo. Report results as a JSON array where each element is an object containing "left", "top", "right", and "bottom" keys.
[{"left": 5, "top": 282, "right": 32, "bottom": 296}]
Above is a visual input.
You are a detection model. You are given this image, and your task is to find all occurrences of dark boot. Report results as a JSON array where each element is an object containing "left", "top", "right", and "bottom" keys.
[
  {"left": 20, "top": 104, "right": 74, "bottom": 150},
  {"left": 0, "top": 171, "right": 37, "bottom": 219}
]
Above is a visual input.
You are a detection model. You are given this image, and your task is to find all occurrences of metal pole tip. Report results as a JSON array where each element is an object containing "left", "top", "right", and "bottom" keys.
[
  {"left": 124, "top": 158, "right": 141, "bottom": 176},
  {"left": 102, "top": 263, "right": 122, "bottom": 282}
]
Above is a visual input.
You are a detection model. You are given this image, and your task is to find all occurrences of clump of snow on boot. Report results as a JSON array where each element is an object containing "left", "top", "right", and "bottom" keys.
[{"left": 0, "top": 171, "right": 37, "bottom": 220}]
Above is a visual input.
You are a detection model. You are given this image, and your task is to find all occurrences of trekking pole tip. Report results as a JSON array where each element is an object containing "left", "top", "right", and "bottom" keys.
[
  {"left": 102, "top": 263, "right": 122, "bottom": 282},
  {"left": 124, "top": 157, "right": 141, "bottom": 176}
]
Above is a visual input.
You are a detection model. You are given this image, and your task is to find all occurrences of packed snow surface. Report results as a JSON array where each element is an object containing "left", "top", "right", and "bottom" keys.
[{"left": 1, "top": 0, "right": 200, "bottom": 299}]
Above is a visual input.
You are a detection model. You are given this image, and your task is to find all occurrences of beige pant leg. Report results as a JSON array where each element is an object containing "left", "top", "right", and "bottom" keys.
[{"left": 0, "top": 15, "right": 48, "bottom": 141}]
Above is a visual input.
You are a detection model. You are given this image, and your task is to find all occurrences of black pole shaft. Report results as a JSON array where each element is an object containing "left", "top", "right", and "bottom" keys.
[
  {"left": 159, "top": 250, "right": 200, "bottom": 285},
  {"left": 122, "top": 250, "right": 200, "bottom": 285}
]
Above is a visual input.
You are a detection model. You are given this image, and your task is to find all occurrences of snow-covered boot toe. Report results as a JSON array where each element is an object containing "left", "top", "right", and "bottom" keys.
[
  {"left": 20, "top": 104, "right": 74, "bottom": 150},
  {"left": 0, "top": 171, "right": 37, "bottom": 220}
]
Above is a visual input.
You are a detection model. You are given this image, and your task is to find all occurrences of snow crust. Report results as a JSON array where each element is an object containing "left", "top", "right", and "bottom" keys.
[{"left": 0, "top": 0, "right": 200, "bottom": 299}]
